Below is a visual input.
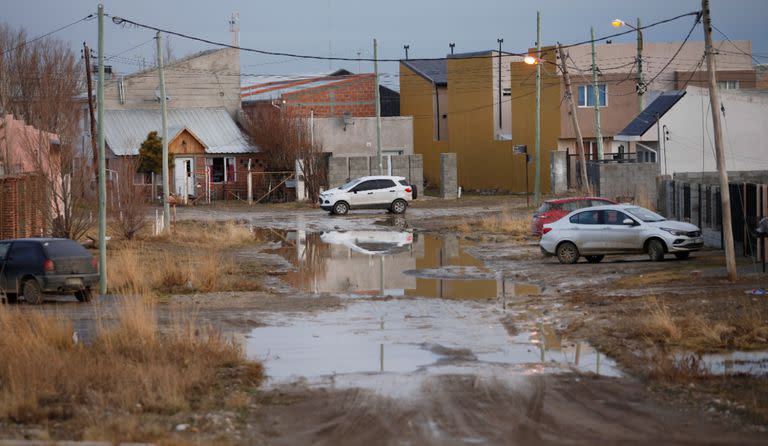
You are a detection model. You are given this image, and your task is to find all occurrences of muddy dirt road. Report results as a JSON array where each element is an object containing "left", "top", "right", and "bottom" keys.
[{"left": 6, "top": 199, "right": 767, "bottom": 444}]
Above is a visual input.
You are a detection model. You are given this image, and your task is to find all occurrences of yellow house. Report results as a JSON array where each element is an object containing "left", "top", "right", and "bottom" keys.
[{"left": 400, "top": 49, "right": 560, "bottom": 193}]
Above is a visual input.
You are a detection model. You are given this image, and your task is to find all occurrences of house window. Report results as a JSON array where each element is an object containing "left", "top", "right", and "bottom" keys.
[
  {"left": 211, "top": 157, "right": 236, "bottom": 183},
  {"left": 717, "top": 80, "right": 739, "bottom": 90},
  {"left": 577, "top": 84, "right": 607, "bottom": 107}
]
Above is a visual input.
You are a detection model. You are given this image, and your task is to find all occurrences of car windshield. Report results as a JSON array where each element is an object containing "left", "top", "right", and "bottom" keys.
[
  {"left": 625, "top": 207, "right": 666, "bottom": 222},
  {"left": 339, "top": 180, "right": 359, "bottom": 190}
]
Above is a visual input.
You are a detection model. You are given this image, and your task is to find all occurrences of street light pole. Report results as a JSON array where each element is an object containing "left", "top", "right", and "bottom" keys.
[
  {"left": 591, "top": 27, "right": 604, "bottom": 160},
  {"left": 611, "top": 18, "right": 645, "bottom": 113},
  {"left": 497, "top": 38, "right": 503, "bottom": 129},
  {"left": 534, "top": 11, "right": 541, "bottom": 205}
]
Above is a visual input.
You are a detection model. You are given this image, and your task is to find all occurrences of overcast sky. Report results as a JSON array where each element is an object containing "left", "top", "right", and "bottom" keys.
[{"left": 4, "top": 0, "right": 767, "bottom": 89}]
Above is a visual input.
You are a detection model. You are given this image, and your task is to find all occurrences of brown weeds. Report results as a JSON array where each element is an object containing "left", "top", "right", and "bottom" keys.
[
  {"left": 455, "top": 211, "right": 531, "bottom": 237},
  {"left": 636, "top": 296, "right": 768, "bottom": 352},
  {"left": 0, "top": 295, "right": 263, "bottom": 434}
]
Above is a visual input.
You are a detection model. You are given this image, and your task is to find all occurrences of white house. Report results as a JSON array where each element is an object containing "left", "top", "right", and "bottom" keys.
[{"left": 615, "top": 86, "right": 768, "bottom": 176}]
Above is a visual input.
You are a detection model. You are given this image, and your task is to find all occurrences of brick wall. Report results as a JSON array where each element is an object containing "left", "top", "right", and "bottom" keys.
[{"left": 0, "top": 174, "right": 46, "bottom": 239}]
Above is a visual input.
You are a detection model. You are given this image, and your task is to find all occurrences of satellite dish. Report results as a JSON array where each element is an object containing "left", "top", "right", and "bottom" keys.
[{"left": 154, "top": 86, "right": 172, "bottom": 102}]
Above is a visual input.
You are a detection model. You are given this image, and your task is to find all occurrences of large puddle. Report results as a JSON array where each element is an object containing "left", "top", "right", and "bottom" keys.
[
  {"left": 267, "top": 230, "right": 540, "bottom": 299},
  {"left": 246, "top": 299, "right": 621, "bottom": 386}
]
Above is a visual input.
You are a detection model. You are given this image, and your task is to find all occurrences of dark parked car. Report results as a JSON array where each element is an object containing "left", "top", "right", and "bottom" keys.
[
  {"left": 531, "top": 197, "right": 616, "bottom": 235},
  {"left": 0, "top": 238, "right": 99, "bottom": 304}
]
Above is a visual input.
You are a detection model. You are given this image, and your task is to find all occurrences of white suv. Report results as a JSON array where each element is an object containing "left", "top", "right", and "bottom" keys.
[{"left": 319, "top": 176, "right": 416, "bottom": 215}]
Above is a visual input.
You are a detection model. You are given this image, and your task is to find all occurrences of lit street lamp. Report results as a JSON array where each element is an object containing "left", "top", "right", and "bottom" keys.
[{"left": 612, "top": 18, "right": 645, "bottom": 112}]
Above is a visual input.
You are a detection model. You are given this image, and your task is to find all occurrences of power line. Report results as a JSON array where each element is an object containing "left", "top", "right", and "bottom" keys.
[
  {"left": 107, "top": 10, "right": 701, "bottom": 65},
  {"left": 1, "top": 14, "right": 94, "bottom": 56}
]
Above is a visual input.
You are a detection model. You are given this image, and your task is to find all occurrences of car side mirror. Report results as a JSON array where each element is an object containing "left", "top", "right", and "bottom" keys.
[{"left": 622, "top": 218, "right": 635, "bottom": 225}]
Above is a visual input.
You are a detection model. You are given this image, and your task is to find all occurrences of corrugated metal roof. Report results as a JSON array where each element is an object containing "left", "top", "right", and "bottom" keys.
[
  {"left": 103, "top": 107, "right": 257, "bottom": 156},
  {"left": 401, "top": 59, "right": 447, "bottom": 85},
  {"left": 615, "top": 90, "right": 686, "bottom": 139}
]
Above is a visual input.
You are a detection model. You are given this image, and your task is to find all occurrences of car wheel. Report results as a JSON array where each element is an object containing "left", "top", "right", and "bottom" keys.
[
  {"left": 585, "top": 255, "right": 604, "bottom": 263},
  {"left": 75, "top": 287, "right": 95, "bottom": 302},
  {"left": 647, "top": 239, "right": 665, "bottom": 262},
  {"left": 333, "top": 201, "right": 349, "bottom": 215},
  {"left": 22, "top": 279, "right": 43, "bottom": 305},
  {"left": 674, "top": 252, "right": 690, "bottom": 260},
  {"left": 391, "top": 199, "right": 407, "bottom": 214},
  {"left": 556, "top": 242, "right": 580, "bottom": 264}
]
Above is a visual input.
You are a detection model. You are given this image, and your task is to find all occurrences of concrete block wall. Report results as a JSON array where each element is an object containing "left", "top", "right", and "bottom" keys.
[
  {"left": 326, "top": 155, "right": 424, "bottom": 196},
  {"left": 550, "top": 151, "right": 568, "bottom": 194},
  {"left": 598, "top": 162, "right": 660, "bottom": 207},
  {"left": 440, "top": 153, "right": 458, "bottom": 199}
]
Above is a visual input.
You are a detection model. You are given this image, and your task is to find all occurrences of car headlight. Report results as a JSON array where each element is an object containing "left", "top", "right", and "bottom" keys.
[{"left": 660, "top": 227, "right": 687, "bottom": 236}]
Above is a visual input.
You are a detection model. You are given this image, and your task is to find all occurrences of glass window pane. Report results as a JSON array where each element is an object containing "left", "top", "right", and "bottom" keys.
[
  {"left": 578, "top": 86, "right": 586, "bottom": 106},
  {"left": 599, "top": 84, "right": 607, "bottom": 106}
]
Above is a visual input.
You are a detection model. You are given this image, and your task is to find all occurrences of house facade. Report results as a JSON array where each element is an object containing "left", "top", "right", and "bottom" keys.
[
  {"left": 615, "top": 86, "right": 768, "bottom": 176},
  {"left": 400, "top": 50, "right": 561, "bottom": 192},
  {"left": 103, "top": 108, "right": 259, "bottom": 201},
  {"left": 558, "top": 39, "right": 758, "bottom": 164},
  {"left": 0, "top": 114, "right": 60, "bottom": 238}
]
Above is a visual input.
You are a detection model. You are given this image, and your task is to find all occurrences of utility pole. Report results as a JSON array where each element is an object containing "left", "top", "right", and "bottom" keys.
[
  {"left": 558, "top": 43, "right": 591, "bottom": 196},
  {"left": 591, "top": 27, "right": 604, "bottom": 160},
  {"left": 403, "top": 44, "right": 409, "bottom": 60},
  {"left": 156, "top": 32, "right": 170, "bottom": 232},
  {"left": 449, "top": 42, "right": 455, "bottom": 55},
  {"left": 636, "top": 17, "right": 645, "bottom": 113},
  {"left": 702, "top": 0, "right": 737, "bottom": 281},
  {"left": 497, "top": 38, "right": 503, "bottom": 129},
  {"left": 534, "top": 11, "right": 542, "bottom": 205},
  {"left": 374, "top": 38, "right": 383, "bottom": 175},
  {"left": 96, "top": 4, "right": 107, "bottom": 295},
  {"left": 83, "top": 43, "right": 98, "bottom": 173}
]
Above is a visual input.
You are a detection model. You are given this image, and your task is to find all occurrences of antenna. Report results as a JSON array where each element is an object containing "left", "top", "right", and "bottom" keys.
[{"left": 228, "top": 12, "right": 240, "bottom": 46}]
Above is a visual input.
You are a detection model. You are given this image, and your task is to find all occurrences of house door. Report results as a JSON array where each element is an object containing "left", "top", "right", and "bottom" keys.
[{"left": 174, "top": 157, "right": 195, "bottom": 197}]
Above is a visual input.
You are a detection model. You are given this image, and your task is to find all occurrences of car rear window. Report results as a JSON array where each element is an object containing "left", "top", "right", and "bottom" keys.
[
  {"left": 42, "top": 240, "right": 89, "bottom": 258},
  {"left": 537, "top": 203, "right": 553, "bottom": 213},
  {"left": 377, "top": 179, "right": 397, "bottom": 189},
  {"left": 398, "top": 180, "right": 409, "bottom": 186}
]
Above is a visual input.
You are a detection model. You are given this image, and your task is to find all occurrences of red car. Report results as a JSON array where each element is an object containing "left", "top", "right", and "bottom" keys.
[{"left": 531, "top": 197, "right": 616, "bottom": 235}]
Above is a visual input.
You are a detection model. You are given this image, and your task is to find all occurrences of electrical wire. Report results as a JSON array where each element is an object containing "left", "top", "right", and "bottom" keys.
[
  {"left": 107, "top": 10, "right": 701, "bottom": 65},
  {"left": 1, "top": 14, "right": 94, "bottom": 56}
]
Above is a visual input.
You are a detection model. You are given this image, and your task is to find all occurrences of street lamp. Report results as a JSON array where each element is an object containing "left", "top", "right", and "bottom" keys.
[
  {"left": 612, "top": 17, "right": 645, "bottom": 112},
  {"left": 524, "top": 55, "right": 539, "bottom": 65}
]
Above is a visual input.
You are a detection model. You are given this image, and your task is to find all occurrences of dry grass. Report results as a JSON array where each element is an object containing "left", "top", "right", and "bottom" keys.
[
  {"left": 108, "top": 220, "right": 264, "bottom": 295},
  {"left": 0, "top": 295, "right": 263, "bottom": 439},
  {"left": 635, "top": 297, "right": 768, "bottom": 352},
  {"left": 647, "top": 349, "right": 710, "bottom": 383},
  {"left": 455, "top": 211, "right": 531, "bottom": 238}
]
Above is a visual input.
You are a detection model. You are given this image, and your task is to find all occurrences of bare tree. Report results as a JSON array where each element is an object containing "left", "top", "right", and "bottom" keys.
[
  {"left": 243, "top": 106, "right": 326, "bottom": 201},
  {"left": 1, "top": 23, "right": 94, "bottom": 240}
]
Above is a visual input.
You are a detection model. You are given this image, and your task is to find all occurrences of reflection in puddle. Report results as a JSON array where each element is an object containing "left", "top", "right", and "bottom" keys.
[
  {"left": 246, "top": 299, "right": 620, "bottom": 384},
  {"left": 268, "top": 230, "right": 540, "bottom": 300}
]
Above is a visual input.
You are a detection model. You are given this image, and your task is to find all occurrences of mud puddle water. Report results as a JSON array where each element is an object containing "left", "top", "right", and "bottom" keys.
[
  {"left": 246, "top": 299, "right": 621, "bottom": 390},
  {"left": 263, "top": 229, "right": 541, "bottom": 299}
]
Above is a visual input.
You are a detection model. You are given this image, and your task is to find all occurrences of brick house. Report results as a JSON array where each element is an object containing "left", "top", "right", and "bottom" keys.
[
  {"left": 0, "top": 114, "right": 60, "bottom": 238},
  {"left": 103, "top": 107, "right": 260, "bottom": 201}
]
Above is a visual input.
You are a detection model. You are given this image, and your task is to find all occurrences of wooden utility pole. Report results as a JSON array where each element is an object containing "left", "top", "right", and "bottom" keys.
[
  {"left": 702, "top": 0, "right": 737, "bottom": 281},
  {"left": 557, "top": 43, "right": 591, "bottom": 196},
  {"left": 533, "top": 11, "right": 542, "bottom": 205},
  {"left": 83, "top": 43, "right": 98, "bottom": 173},
  {"left": 590, "top": 27, "right": 604, "bottom": 160}
]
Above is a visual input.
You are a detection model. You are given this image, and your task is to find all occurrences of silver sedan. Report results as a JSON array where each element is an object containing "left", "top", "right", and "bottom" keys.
[{"left": 539, "top": 204, "right": 703, "bottom": 264}]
